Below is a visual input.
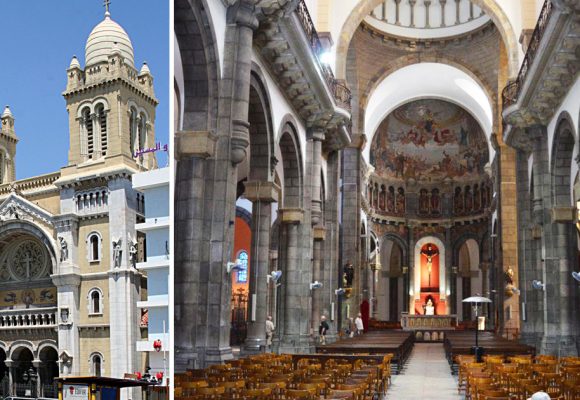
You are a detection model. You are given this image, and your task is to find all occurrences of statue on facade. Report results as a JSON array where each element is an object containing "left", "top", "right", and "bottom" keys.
[
  {"left": 58, "top": 237, "right": 68, "bottom": 262},
  {"left": 112, "top": 238, "right": 123, "bottom": 268},
  {"left": 129, "top": 240, "right": 138, "bottom": 268},
  {"left": 454, "top": 187, "right": 463, "bottom": 214},
  {"left": 395, "top": 188, "right": 405, "bottom": 214},
  {"left": 343, "top": 261, "right": 354, "bottom": 288},
  {"left": 431, "top": 189, "right": 440, "bottom": 214},
  {"left": 386, "top": 187, "right": 395, "bottom": 212},
  {"left": 419, "top": 189, "right": 429, "bottom": 214}
]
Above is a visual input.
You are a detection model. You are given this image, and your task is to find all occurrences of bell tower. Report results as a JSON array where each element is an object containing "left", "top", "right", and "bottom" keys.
[
  {"left": 62, "top": 7, "right": 157, "bottom": 173},
  {"left": 0, "top": 106, "right": 18, "bottom": 183}
]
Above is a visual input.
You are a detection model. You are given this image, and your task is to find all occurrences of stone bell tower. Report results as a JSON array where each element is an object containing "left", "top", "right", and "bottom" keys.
[
  {"left": 62, "top": 6, "right": 158, "bottom": 172},
  {"left": 0, "top": 106, "right": 18, "bottom": 183}
]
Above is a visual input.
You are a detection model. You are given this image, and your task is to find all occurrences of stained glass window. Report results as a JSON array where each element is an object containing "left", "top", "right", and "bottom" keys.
[{"left": 237, "top": 250, "right": 248, "bottom": 283}]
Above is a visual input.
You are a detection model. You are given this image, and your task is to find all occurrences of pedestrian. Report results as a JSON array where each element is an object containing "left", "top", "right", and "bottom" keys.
[
  {"left": 348, "top": 318, "right": 356, "bottom": 338},
  {"left": 265, "top": 315, "right": 275, "bottom": 351},
  {"left": 354, "top": 313, "right": 364, "bottom": 335},
  {"left": 318, "top": 315, "right": 329, "bottom": 345}
]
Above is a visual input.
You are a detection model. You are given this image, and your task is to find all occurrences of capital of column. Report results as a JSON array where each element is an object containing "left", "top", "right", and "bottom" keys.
[
  {"left": 313, "top": 226, "right": 326, "bottom": 241},
  {"left": 231, "top": 120, "right": 251, "bottom": 165},
  {"left": 243, "top": 180, "right": 280, "bottom": 202},
  {"left": 526, "top": 124, "right": 547, "bottom": 142},
  {"left": 308, "top": 129, "right": 326, "bottom": 142},
  {"left": 228, "top": 1, "right": 259, "bottom": 30},
  {"left": 550, "top": 206, "right": 575, "bottom": 223},
  {"left": 175, "top": 130, "right": 216, "bottom": 160},
  {"left": 348, "top": 133, "right": 367, "bottom": 149},
  {"left": 279, "top": 208, "right": 304, "bottom": 225}
]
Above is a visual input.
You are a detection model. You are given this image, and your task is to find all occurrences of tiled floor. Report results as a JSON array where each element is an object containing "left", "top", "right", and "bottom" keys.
[{"left": 385, "top": 343, "right": 462, "bottom": 400}]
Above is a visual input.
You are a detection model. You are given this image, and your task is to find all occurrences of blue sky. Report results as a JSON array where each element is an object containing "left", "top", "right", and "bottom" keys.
[{"left": 0, "top": 0, "right": 169, "bottom": 179}]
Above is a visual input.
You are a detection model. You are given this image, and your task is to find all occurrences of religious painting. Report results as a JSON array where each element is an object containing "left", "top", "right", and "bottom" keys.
[{"left": 370, "top": 99, "right": 489, "bottom": 182}]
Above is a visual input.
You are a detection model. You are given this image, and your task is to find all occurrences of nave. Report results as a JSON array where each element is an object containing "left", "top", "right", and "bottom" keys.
[{"left": 386, "top": 343, "right": 461, "bottom": 400}]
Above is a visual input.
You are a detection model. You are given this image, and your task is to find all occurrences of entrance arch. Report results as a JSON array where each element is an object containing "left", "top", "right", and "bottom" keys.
[
  {"left": 335, "top": 0, "right": 519, "bottom": 80},
  {"left": 414, "top": 236, "right": 447, "bottom": 314}
]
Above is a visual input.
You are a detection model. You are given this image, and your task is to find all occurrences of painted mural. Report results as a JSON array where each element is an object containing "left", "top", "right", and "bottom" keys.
[
  {"left": 370, "top": 99, "right": 489, "bottom": 182},
  {"left": 0, "top": 287, "right": 57, "bottom": 308}
]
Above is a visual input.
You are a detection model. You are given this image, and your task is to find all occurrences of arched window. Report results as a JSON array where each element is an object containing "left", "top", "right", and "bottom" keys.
[
  {"left": 90, "top": 353, "right": 102, "bottom": 377},
  {"left": 88, "top": 288, "right": 103, "bottom": 315},
  {"left": 130, "top": 108, "right": 138, "bottom": 156},
  {"left": 82, "top": 107, "right": 94, "bottom": 160},
  {"left": 96, "top": 104, "right": 107, "bottom": 156},
  {"left": 236, "top": 250, "right": 249, "bottom": 283},
  {"left": 138, "top": 113, "right": 147, "bottom": 150},
  {"left": 87, "top": 232, "right": 101, "bottom": 262}
]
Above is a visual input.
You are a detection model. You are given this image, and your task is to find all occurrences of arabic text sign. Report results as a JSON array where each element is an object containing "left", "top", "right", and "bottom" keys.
[
  {"left": 134, "top": 142, "right": 168, "bottom": 158},
  {"left": 64, "top": 385, "right": 89, "bottom": 400}
]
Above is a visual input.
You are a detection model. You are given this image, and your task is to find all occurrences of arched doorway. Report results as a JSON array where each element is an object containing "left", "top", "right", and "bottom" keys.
[
  {"left": 377, "top": 237, "right": 406, "bottom": 322},
  {"left": 11, "top": 346, "right": 35, "bottom": 398},
  {"left": 0, "top": 348, "right": 8, "bottom": 397},
  {"left": 456, "top": 239, "right": 482, "bottom": 321},
  {"left": 38, "top": 346, "right": 58, "bottom": 398}
]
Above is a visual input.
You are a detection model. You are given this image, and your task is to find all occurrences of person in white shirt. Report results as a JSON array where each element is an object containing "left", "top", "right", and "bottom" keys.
[
  {"left": 265, "top": 315, "right": 275, "bottom": 351},
  {"left": 528, "top": 392, "right": 550, "bottom": 400},
  {"left": 354, "top": 313, "right": 364, "bottom": 335}
]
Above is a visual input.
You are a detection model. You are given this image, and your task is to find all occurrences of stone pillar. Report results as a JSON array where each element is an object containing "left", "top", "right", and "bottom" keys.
[
  {"left": 322, "top": 151, "right": 340, "bottom": 342},
  {"left": 107, "top": 176, "right": 141, "bottom": 400},
  {"left": 32, "top": 360, "right": 41, "bottom": 398},
  {"left": 311, "top": 228, "right": 325, "bottom": 334},
  {"left": 52, "top": 211, "right": 81, "bottom": 377},
  {"left": 174, "top": 131, "right": 216, "bottom": 371},
  {"left": 279, "top": 208, "right": 311, "bottom": 353},
  {"left": 5, "top": 361, "right": 14, "bottom": 397},
  {"left": 310, "top": 130, "right": 325, "bottom": 226},
  {"left": 340, "top": 135, "right": 365, "bottom": 328},
  {"left": 243, "top": 181, "right": 279, "bottom": 353}
]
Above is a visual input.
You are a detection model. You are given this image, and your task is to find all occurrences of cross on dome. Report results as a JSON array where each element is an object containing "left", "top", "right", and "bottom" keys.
[{"left": 104, "top": 0, "right": 111, "bottom": 17}]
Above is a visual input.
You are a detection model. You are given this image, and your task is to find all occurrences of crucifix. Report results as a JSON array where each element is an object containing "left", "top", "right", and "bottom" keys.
[
  {"left": 421, "top": 244, "right": 439, "bottom": 287},
  {"left": 23, "top": 252, "right": 33, "bottom": 279},
  {"left": 104, "top": 0, "right": 111, "bottom": 14}
]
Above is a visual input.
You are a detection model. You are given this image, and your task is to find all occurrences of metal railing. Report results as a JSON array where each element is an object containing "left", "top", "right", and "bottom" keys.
[
  {"left": 501, "top": 0, "right": 553, "bottom": 109},
  {"left": 295, "top": 0, "right": 352, "bottom": 112}
]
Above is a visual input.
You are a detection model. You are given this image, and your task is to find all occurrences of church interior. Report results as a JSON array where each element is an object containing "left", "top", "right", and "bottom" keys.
[{"left": 174, "top": 0, "right": 580, "bottom": 398}]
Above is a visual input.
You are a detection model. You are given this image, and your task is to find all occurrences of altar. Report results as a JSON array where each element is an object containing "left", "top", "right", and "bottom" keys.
[{"left": 400, "top": 313, "right": 458, "bottom": 342}]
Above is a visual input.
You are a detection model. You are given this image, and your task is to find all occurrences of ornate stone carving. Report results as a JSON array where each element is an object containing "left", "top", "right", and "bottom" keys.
[
  {"left": 112, "top": 238, "right": 123, "bottom": 268},
  {"left": 58, "top": 237, "right": 69, "bottom": 262}
]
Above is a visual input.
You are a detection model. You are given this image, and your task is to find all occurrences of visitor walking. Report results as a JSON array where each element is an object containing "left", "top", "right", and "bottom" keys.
[
  {"left": 354, "top": 313, "right": 364, "bottom": 335},
  {"left": 319, "top": 315, "right": 329, "bottom": 344},
  {"left": 265, "top": 315, "right": 275, "bottom": 351}
]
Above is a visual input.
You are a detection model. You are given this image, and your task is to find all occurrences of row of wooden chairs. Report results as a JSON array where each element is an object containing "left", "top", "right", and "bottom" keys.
[
  {"left": 174, "top": 352, "right": 394, "bottom": 399},
  {"left": 456, "top": 354, "right": 580, "bottom": 400}
]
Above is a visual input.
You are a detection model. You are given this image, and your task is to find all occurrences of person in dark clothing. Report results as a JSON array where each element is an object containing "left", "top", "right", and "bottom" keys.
[{"left": 318, "top": 315, "right": 330, "bottom": 344}]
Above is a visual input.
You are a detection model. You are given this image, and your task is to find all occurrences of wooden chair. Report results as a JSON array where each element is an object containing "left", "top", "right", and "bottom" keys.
[
  {"left": 285, "top": 389, "right": 317, "bottom": 399},
  {"left": 195, "top": 386, "right": 226, "bottom": 399},
  {"left": 239, "top": 387, "right": 272, "bottom": 400}
]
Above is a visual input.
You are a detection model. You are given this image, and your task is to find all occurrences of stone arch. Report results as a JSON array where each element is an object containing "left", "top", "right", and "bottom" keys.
[
  {"left": 0, "top": 220, "right": 58, "bottom": 275},
  {"left": 359, "top": 54, "right": 496, "bottom": 115},
  {"left": 335, "top": 0, "right": 519, "bottom": 80},
  {"left": 551, "top": 112, "right": 576, "bottom": 207},
  {"left": 278, "top": 121, "right": 304, "bottom": 209},
  {"left": 37, "top": 344, "right": 59, "bottom": 391},
  {"left": 247, "top": 65, "right": 275, "bottom": 182},
  {"left": 7, "top": 341, "right": 34, "bottom": 362},
  {"left": 452, "top": 233, "right": 482, "bottom": 266},
  {"left": 174, "top": 0, "right": 219, "bottom": 132},
  {"left": 380, "top": 233, "right": 409, "bottom": 266}
]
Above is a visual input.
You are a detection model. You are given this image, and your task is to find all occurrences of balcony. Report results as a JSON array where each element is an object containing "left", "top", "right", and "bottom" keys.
[
  {"left": 254, "top": 0, "right": 352, "bottom": 150},
  {"left": 0, "top": 307, "right": 57, "bottom": 330},
  {"left": 502, "top": 0, "right": 579, "bottom": 146}
]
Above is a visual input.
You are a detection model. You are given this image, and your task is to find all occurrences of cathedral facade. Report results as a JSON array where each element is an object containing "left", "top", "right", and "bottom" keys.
[{"left": 0, "top": 8, "right": 158, "bottom": 398}]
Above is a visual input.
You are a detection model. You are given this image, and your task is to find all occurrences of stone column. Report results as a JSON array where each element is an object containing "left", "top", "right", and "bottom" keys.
[
  {"left": 5, "top": 361, "right": 14, "bottom": 397},
  {"left": 310, "top": 130, "right": 325, "bottom": 226},
  {"left": 322, "top": 151, "right": 340, "bottom": 342},
  {"left": 278, "top": 208, "right": 310, "bottom": 353},
  {"left": 32, "top": 360, "right": 41, "bottom": 398},
  {"left": 340, "top": 135, "right": 365, "bottom": 328},
  {"left": 311, "top": 228, "right": 325, "bottom": 334},
  {"left": 52, "top": 212, "right": 81, "bottom": 376},
  {"left": 243, "top": 181, "right": 279, "bottom": 353},
  {"left": 174, "top": 131, "right": 216, "bottom": 371}
]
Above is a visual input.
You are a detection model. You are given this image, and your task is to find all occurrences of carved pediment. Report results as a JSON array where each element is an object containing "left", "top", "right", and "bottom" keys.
[{"left": 0, "top": 194, "right": 54, "bottom": 226}]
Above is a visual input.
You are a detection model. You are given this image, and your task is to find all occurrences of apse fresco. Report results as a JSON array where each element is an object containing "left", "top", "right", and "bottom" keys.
[{"left": 370, "top": 99, "right": 489, "bottom": 182}]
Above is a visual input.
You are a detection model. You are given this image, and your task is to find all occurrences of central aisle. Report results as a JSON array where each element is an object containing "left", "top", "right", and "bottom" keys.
[{"left": 385, "top": 343, "right": 462, "bottom": 400}]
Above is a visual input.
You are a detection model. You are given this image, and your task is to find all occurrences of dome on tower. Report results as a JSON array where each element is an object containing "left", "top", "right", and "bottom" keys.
[{"left": 85, "top": 13, "right": 134, "bottom": 67}]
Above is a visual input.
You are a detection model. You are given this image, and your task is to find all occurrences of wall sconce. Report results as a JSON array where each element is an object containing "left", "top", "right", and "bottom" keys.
[
  {"left": 402, "top": 266, "right": 408, "bottom": 275},
  {"left": 451, "top": 266, "right": 458, "bottom": 274}
]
